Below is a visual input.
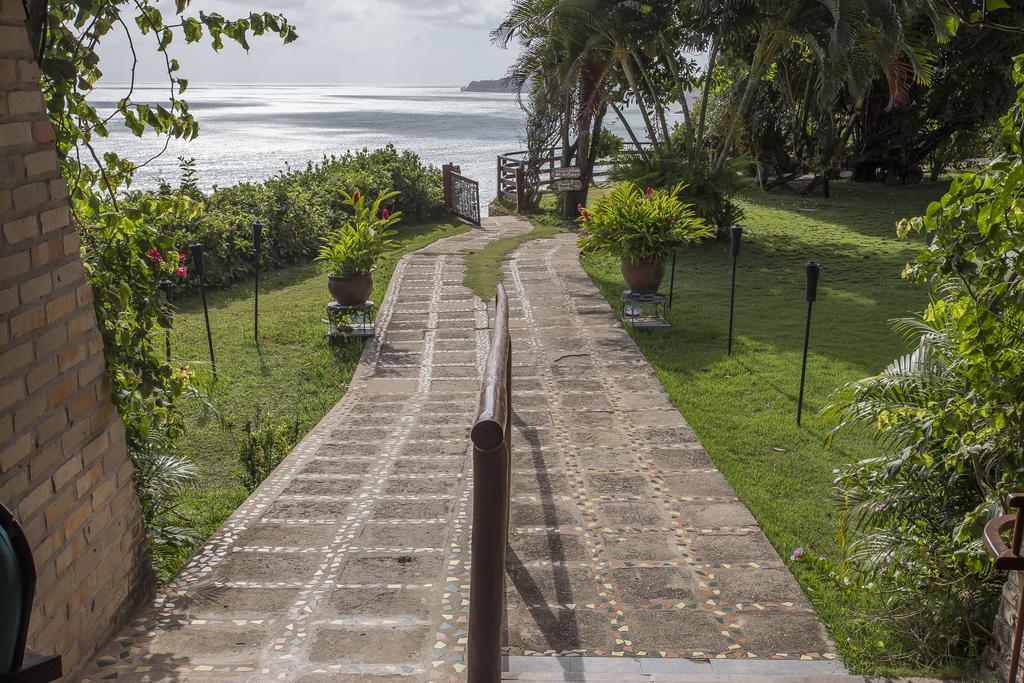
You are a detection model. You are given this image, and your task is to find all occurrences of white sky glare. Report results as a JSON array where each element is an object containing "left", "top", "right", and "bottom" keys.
[{"left": 99, "top": 0, "right": 520, "bottom": 85}]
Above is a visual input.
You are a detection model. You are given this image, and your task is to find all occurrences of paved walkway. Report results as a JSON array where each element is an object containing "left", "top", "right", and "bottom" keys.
[{"left": 80, "top": 217, "right": 841, "bottom": 682}]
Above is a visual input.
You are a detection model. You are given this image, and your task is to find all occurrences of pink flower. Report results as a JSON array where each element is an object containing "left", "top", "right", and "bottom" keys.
[
  {"left": 176, "top": 265, "right": 188, "bottom": 279},
  {"left": 645, "top": 187, "right": 654, "bottom": 199},
  {"left": 381, "top": 208, "right": 390, "bottom": 220},
  {"left": 577, "top": 204, "right": 590, "bottom": 220},
  {"left": 790, "top": 547, "right": 803, "bottom": 562},
  {"left": 146, "top": 248, "right": 162, "bottom": 262},
  {"left": 178, "top": 252, "right": 186, "bottom": 263}
]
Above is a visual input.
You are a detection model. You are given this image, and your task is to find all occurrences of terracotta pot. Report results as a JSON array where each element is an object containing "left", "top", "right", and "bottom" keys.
[
  {"left": 328, "top": 274, "right": 373, "bottom": 306},
  {"left": 620, "top": 258, "right": 666, "bottom": 295}
]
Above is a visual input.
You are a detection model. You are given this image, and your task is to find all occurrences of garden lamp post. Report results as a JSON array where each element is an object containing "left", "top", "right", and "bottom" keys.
[
  {"left": 728, "top": 225, "right": 743, "bottom": 354},
  {"left": 191, "top": 243, "right": 217, "bottom": 379},
  {"left": 159, "top": 279, "right": 173, "bottom": 361},
  {"left": 253, "top": 221, "right": 263, "bottom": 342},
  {"left": 797, "top": 261, "right": 820, "bottom": 426}
]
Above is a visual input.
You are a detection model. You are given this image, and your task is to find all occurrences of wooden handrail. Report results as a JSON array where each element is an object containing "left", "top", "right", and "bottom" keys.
[
  {"left": 983, "top": 493, "right": 1024, "bottom": 683},
  {"left": 467, "top": 284, "right": 512, "bottom": 683}
]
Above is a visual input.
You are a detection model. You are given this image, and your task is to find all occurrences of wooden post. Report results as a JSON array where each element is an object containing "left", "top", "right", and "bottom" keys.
[
  {"left": 443, "top": 163, "right": 453, "bottom": 211},
  {"left": 515, "top": 165, "right": 526, "bottom": 211},
  {"left": 496, "top": 157, "right": 503, "bottom": 200}
]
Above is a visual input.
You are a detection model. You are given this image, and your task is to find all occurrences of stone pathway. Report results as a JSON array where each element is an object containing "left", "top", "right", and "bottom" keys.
[{"left": 79, "top": 216, "right": 842, "bottom": 682}]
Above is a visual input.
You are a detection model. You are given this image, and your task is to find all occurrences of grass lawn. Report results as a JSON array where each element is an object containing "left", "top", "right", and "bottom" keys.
[
  {"left": 552, "top": 180, "right": 955, "bottom": 675},
  {"left": 462, "top": 213, "right": 567, "bottom": 299},
  {"left": 161, "top": 220, "right": 468, "bottom": 579}
]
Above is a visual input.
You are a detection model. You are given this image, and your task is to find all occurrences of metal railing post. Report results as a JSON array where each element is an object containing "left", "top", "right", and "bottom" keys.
[{"left": 467, "top": 284, "right": 512, "bottom": 683}]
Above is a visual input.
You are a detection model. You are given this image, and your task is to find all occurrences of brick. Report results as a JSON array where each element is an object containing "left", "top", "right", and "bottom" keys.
[
  {"left": 34, "top": 411, "right": 66, "bottom": 447},
  {"left": 3, "top": 214, "right": 39, "bottom": 243},
  {"left": 0, "top": 26, "right": 29, "bottom": 53},
  {"left": 77, "top": 356, "right": 105, "bottom": 388},
  {"left": 18, "top": 60, "right": 40, "bottom": 83},
  {"left": 18, "top": 271, "right": 51, "bottom": 303},
  {"left": 34, "top": 324, "right": 66, "bottom": 356},
  {"left": 25, "top": 357, "right": 57, "bottom": 392},
  {"left": 60, "top": 416, "right": 90, "bottom": 454},
  {"left": 46, "top": 373, "right": 77, "bottom": 410},
  {"left": 0, "top": 188, "right": 11, "bottom": 213},
  {"left": 53, "top": 260, "right": 83, "bottom": 288},
  {"left": 62, "top": 231, "right": 80, "bottom": 256},
  {"left": 24, "top": 148, "right": 57, "bottom": 177},
  {"left": 0, "top": 250, "right": 30, "bottom": 279},
  {"left": 52, "top": 454, "right": 83, "bottom": 491},
  {"left": 0, "top": 0, "right": 26, "bottom": 19},
  {"left": 40, "top": 206, "right": 68, "bottom": 233},
  {"left": 10, "top": 304, "right": 43, "bottom": 337},
  {"left": 7, "top": 90, "right": 42, "bottom": 115},
  {"left": 45, "top": 290, "right": 75, "bottom": 320},
  {"left": 31, "top": 120, "right": 53, "bottom": 143},
  {"left": 48, "top": 178, "right": 67, "bottom": 201},
  {"left": 12, "top": 395, "right": 43, "bottom": 433},
  {"left": 0, "top": 414, "right": 12, "bottom": 443},
  {"left": 0, "top": 341, "right": 33, "bottom": 378},
  {"left": 13, "top": 181, "right": 47, "bottom": 210},
  {"left": 0, "top": 376, "right": 24, "bottom": 411},
  {"left": 0, "top": 464, "right": 27, "bottom": 508},
  {"left": 29, "top": 442, "right": 62, "bottom": 480},
  {"left": 31, "top": 237, "right": 62, "bottom": 268},
  {"left": 0, "top": 59, "right": 14, "bottom": 82},
  {"left": 76, "top": 284, "right": 93, "bottom": 306},
  {"left": 0, "top": 431, "right": 31, "bottom": 472},
  {"left": 58, "top": 345, "right": 87, "bottom": 375},
  {"left": 42, "top": 485, "right": 75, "bottom": 529},
  {"left": 67, "top": 388, "right": 95, "bottom": 420},
  {"left": 0, "top": 320, "right": 8, "bottom": 347},
  {"left": 68, "top": 311, "right": 93, "bottom": 338},
  {"left": 90, "top": 476, "right": 115, "bottom": 509},
  {"left": 0, "top": 285, "right": 15, "bottom": 312},
  {"left": 0, "top": 120, "right": 30, "bottom": 147},
  {"left": 17, "top": 477, "right": 52, "bottom": 519}
]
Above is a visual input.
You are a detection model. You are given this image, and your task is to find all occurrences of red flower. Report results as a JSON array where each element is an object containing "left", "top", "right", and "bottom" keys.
[
  {"left": 352, "top": 190, "right": 361, "bottom": 204},
  {"left": 645, "top": 187, "right": 654, "bottom": 199},
  {"left": 381, "top": 208, "right": 390, "bottom": 220},
  {"left": 178, "top": 252, "right": 186, "bottom": 263},
  {"left": 146, "top": 248, "right": 162, "bottom": 262},
  {"left": 176, "top": 265, "right": 188, "bottom": 279},
  {"left": 577, "top": 204, "right": 590, "bottom": 220}
]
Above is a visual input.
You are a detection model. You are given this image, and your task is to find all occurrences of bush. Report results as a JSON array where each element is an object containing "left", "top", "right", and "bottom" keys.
[
  {"left": 823, "top": 56, "right": 1024, "bottom": 668},
  {"left": 149, "top": 146, "right": 444, "bottom": 294},
  {"left": 238, "top": 410, "right": 301, "bottom": 493},
  {"left": 610, "top": 137, "right": 744, "bottom": 233}
]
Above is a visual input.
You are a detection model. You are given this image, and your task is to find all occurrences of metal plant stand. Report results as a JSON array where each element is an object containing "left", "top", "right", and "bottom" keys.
[
  {"left": 620, "top": 291, "right": 670, "bottom": 328},
  {"left": 325, "top": 301, "right": 375, "bottom": 341}
]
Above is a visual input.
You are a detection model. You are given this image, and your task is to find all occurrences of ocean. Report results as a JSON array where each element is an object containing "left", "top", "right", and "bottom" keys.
[{"left": 92, "top": 83, "right": 668, "bottom": 210}]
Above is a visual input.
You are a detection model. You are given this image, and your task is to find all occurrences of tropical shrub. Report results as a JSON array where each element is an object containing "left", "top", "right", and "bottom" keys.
[
  {"left": 149, "top": 148, "right": 442, "bottom": 294},
  {"left": 577, "top": 182, "right": 713, "bottom": 262},
  {"left": 824, "top": 55, "right": 1024, "bottom": 667},
  {"left": 238, "top": 410, "right": 301, "bottom": 493},
  {"left": 610, "top": 139, "right": 745, "bottom": 233},
  {"left": 317, "top": 189, "right": 401, "bottom": 277}
]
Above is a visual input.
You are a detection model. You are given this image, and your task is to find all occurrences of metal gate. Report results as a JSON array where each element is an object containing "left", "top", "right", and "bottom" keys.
[{"left": 443, "top": 163, "right": 481, "bottom": 226}]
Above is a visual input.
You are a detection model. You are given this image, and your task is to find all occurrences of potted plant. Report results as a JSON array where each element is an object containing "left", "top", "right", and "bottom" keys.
[
  {"left": 577, "top": 182, "right": 713, "bottom": 294},
  {"left": 317, "top": 188, "right": 401, "bottom": 305}
]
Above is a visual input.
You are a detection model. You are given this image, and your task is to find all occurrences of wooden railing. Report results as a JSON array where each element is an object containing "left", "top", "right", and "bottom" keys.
[
  {"left": 467, "top": 283, "right": 512, "bottom": 683},
  {"left": 496, "top": 144, "right": 654, "bottom": 210}
]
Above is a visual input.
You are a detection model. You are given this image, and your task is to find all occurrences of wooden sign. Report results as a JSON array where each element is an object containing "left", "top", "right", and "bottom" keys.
[
  {"left": 550, "top": 179, "right": 583, "bottom": 192},
  {"left": 552, "top": 167, "right": 582, "bottom": 180}
]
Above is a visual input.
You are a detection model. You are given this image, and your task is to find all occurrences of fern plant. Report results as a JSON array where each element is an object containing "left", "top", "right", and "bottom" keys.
[
  {"left": 317, "top": 188, "right": 401, "bottom": 277},
  {"left": 577, "top": 182, "right": 713, "bottom": 263}
]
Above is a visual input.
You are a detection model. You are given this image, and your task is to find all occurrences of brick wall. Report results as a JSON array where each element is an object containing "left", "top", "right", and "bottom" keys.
[{"left": 0, "top": 2, "right": 153, "bottom": 678}]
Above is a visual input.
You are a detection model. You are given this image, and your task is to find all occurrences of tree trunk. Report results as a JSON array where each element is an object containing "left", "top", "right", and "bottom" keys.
[
  {"left": 610, "top": 100, "right": 646, "bottom": 155},
  {"left": 716, "top": 33, "right": 775, "bottom": 171},
  {"left": 619, "top": 52, "right": 661, "bottom": 149},
  {"left": 696, "top": 38, "right": 718, "bottom": 150}
]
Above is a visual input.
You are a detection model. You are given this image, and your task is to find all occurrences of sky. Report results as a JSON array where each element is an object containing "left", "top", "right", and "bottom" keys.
[{"left": 98, "top": 0, "right": 521, "bottom": 86}]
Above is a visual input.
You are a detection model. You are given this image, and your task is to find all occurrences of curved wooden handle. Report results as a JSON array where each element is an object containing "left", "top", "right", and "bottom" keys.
[{"left": 984, "top": 494, "right": 1024, "bottom": 571}]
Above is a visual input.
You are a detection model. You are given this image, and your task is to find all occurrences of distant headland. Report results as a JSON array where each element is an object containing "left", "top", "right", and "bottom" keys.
[{"left": 462, "top": 78, "right": 518, "bottom": 93}]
